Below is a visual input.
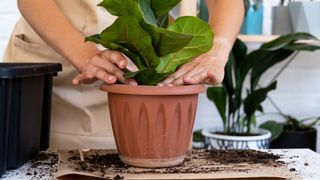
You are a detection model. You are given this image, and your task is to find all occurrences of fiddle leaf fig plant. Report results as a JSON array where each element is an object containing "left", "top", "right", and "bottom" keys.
[
  {"left": 86, "top": 0, "right": 214, "bottom": 85},
  {"left": 207, "top": 32, "right": 320, "bottom": 135}
]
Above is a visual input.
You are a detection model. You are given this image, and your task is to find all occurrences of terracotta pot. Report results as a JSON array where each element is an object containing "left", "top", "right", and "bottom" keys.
[{"left": 101, "top": 84, "right": 205, "bottom": 168}]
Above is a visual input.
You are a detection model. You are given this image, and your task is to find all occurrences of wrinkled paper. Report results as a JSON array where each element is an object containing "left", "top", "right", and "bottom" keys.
[{"left": 56, "top": 150, "right": 299, "bottom": 180}]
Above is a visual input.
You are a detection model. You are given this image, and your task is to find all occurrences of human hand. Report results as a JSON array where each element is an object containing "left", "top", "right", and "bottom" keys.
[
  {"left": 158, "top": 39, "right": 231, "bottom": 86},
  {"left": 72, "top": 49, "right": 137, "bottom": 85}
]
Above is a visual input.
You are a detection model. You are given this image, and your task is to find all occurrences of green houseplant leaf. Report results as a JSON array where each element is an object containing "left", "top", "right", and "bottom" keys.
[
  {"left": 259, "top": 121, "right": 284, "bottom": 141},
  {"left": 151, "top": 0, "right": 181, "bottom": 17},
  {"left": 98, "top": 0, "right": 194, "bottom": 57},
  {"left": 243, "top": 81, "right": 277, "bottom": 133},
  {"left": 99, "top": 15, "right": 159, "bottom": 68},
  {"left": 244, "top": 81, "right": 277, "bottom": 120},
  {"left": 260, "top": 32, "right": 318, "bottom": 50},
  {"left": 85, "top": 35, "right": 146, "bottom": 70},
  {"left": 88, "top": 0, "right": 214, "bottom": 85},
  {"left": 133, "top": 69, "right": 171, "bottom": 85},
  {"left": 208, "top": 32, "right": 320, "bottom": 135},
  {"left": 207, "top": 86, "right": 227, "bottom": 129},
  {"left": 250, "top": 49, "right": 293, "bottom": 90},
  {"left": 156, "top": 16, "right": 214, "bottom": 73},
  {"left": 207, "top": 86, "right": 227, "bottom": 131}
]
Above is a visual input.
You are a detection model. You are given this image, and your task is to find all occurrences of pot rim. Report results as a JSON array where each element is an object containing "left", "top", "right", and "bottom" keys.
[
  {"left": 100, "top": 84, "right": 205, "bottom": 95},
  {"left": 282, "top": 127, "right": 317, "bottom": 134},
  {"left": 201, "top": 127, "right": 271, "bottom": 141}
]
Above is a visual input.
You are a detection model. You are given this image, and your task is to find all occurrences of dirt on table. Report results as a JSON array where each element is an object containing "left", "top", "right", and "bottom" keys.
[
  {"left": 65, "top": 149, "right": 284, "bottom": 178},
  {"left": 26, "top": 152, "right": 58, "bottom": 178}
]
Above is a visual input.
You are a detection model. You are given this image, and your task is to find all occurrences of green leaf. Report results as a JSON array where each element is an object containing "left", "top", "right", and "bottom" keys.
[
  {"left": 100, "top": 16, "right": 159, "bottom": 68},
  {"left": 283, "top": 43, "right": 320, "bottom": 51},
  {"left": 260, "top": 32, "right": 319, "bottom": 50},
  {"left": 193, "top": 130, "right": 204, "bottom": 142},
  {"left": 244, "top": 81, "right": 277, "bottom": 120},
  {"left": 156, "top": 29, "right": 193, "bottom": 56},
  {"left": 138, "top": 0, "right": 158, "bottom": 25},
  {"left": 207, "top": 86, "right": 227, "bottom": 130},
  {"left": 139, "top": 1, "right": 194, "bottom": 56},
  {"left": 232, "top": 39, "right": 248, "bottom": 69},
  {"left": 90, "top": 0, "right": 214, "bottom": 85},
  {"left": 151, "top": 0, "right": 181, "bottom": 17},
  {"left": 157, "top": 13, "right": 169, "bottom": 28},
  {"left": 123, "top": 70, "right": 142, "bottom": 79},
  {"left": 85, "top": 35, "right": 146, "bottom": 69},
  {"left": 98, "top": 0, "right": 143, "bottom": 20},
  {"left": 250, "top": 49, "right": 293, "bottom": 90},
  {"left": 133, "top": 69, "right": 171, "bottom": 85},
  {"left": 156, "top": 16, "right": 214, "bottom": 73},
  {"left": 223, "top": 58, "right": 235, "bottom": 97},
  {"left": 99, "top": 0, "right": 193, "bottom": 57},
  {"left": 259, "top": 121, "right": 284, "bottom": 141},
  {"left": 257, "top": 105, "right": 264, "bottom": 113}
]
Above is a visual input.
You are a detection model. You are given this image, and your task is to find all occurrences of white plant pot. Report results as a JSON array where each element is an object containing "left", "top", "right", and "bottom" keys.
[{"left": 201, "top": 128, "right": 271, "bottom": 150}]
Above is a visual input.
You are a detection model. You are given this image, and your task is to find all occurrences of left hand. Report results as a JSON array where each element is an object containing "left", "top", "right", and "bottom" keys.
[{"left": 158, "top": 50, "right": 228, "bottom": 86}]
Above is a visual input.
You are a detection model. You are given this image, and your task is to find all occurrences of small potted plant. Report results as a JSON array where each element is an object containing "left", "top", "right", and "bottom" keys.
[
  {"left": 260, "top": 115, "right": 320, "bottom": 151},
  {"left": 86, "top": 0, "right": 213, "bottom": 168},
  {"left": 202, "top": 33, "right": 320, "bottom": 150}
]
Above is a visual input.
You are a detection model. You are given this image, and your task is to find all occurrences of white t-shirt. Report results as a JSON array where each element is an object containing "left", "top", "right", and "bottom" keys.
[{"left": 96, "top": 4, "right": 117, "bottom": 32}]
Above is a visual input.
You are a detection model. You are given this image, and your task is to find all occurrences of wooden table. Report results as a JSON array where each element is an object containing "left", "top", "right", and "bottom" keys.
[{"left": 2, "top": 149, "right": 320, "bottom": 180}]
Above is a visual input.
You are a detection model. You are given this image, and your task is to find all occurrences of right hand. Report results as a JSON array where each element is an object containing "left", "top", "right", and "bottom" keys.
[{"left": 72, "top": 49, "right": 137, "bottom": 86}]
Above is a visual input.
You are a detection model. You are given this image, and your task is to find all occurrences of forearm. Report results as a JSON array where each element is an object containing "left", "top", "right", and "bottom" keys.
[
  {"left": 17, "top": 0, "right": 99, "bottom": 71},
  {"left": 206, "top": 0, "right": 244, "bottom": 58}
]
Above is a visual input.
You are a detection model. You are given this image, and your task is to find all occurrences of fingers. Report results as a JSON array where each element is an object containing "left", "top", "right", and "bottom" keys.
[
  {"left": 205, "top": 70, "right": 222, "bottom": 85},
  {"left": 92, "top": 57, "right": 128, "bottom": 84},
  {"left": 158, "top": 67, "right": 223, "bottom": 86},
  {"left": 157, "top": 63, "right": 196, "bottom": 86},
  {"left": 183, "top": 72, "right": 207, "bottom": 85},
  {"left": 73, "top": 50, "right": 137, "bottom": 86},
  {"left": 100, "top": 49, "right": 127, "bottom": 69}
]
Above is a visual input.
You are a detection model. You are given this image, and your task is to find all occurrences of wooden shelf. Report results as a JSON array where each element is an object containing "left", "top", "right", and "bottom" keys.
[
  {"left": 238, "top": 35, "right": 320, "bottom": 45},
  {"left": 238, "top": 35, "right": 279, "bottom": 43}
]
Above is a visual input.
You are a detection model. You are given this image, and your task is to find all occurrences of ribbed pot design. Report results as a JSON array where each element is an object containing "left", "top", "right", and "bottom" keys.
[{"left": 101, "top": 84, "right": 205, "bottom": 168}]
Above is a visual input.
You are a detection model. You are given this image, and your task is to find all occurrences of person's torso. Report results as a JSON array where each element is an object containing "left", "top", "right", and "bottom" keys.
[{"left": 14, "top": 0, "right": 116, "bottom": 46}]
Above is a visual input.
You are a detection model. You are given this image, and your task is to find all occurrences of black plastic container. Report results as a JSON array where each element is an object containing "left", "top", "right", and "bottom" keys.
[
  {"left": 0, "top": 63, "right": 62, "bottom": 176},
  {"left": 270, "top": 127, "right": 317, "bottom": 151}
]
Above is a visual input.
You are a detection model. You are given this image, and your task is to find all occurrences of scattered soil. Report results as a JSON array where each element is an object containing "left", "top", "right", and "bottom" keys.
[
  {"left": 22, "top": 152, "right": 58, "bottom": 179},
  {"left": 206, "top": 150, "right": 282, "bottom": 165},
  {"left": 289, "top": 168, "right": 296, "bottom": 172},
  {"left": 66, "top": 149, "right": 283, "bottom": 178}
]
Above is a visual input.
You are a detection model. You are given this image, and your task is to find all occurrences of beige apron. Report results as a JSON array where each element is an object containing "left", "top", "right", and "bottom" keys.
[{"left": 3, "top": 0, "right": 117, "bottom": 150}]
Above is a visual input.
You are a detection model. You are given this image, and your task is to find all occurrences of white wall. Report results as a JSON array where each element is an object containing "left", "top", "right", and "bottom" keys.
[{"left": 0, "top": 1, "right": 319, "bottom": 152}]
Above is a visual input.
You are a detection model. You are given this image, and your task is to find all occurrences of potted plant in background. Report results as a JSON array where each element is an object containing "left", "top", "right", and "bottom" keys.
[
  {"left": 202, "top": 32, "right": 320, "bottom": 150},
  {"left": 86, "top": 0, "right": 213, "bottom": 168},
  {"left": 260, "top": 115, "right": 320, "bottom": 151}
]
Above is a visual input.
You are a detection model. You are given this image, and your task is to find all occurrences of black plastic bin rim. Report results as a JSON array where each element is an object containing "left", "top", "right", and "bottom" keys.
[{"left": 0, "top": 63, "right": 62, "bottom": 78}]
